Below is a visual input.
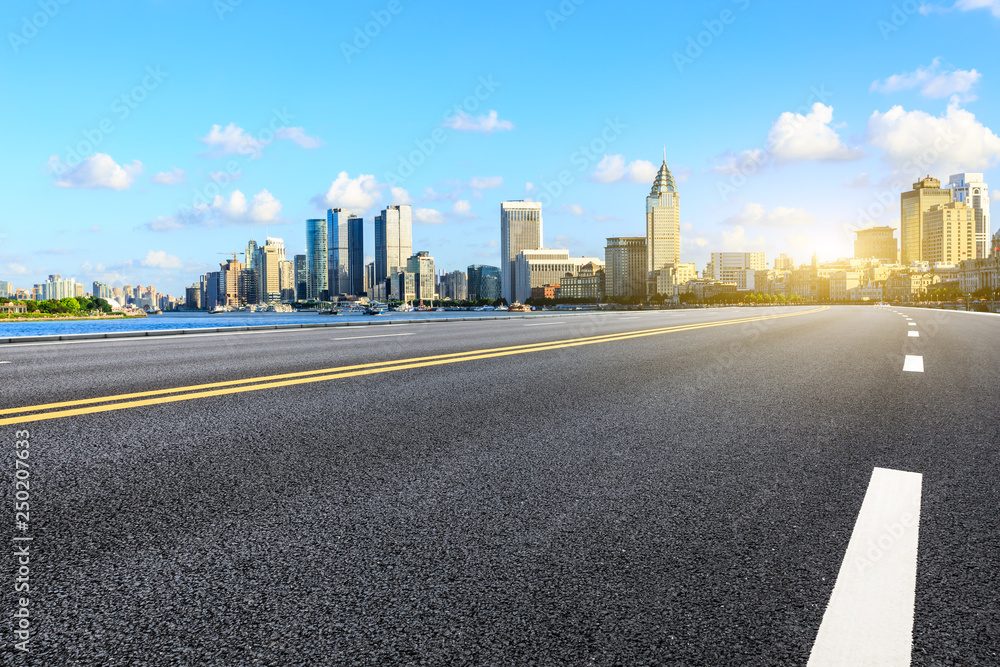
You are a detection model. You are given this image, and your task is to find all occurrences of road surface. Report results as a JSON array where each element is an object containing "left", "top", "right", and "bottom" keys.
[{"left": 1, "top": 306, "right": 997, "bottom": 665}]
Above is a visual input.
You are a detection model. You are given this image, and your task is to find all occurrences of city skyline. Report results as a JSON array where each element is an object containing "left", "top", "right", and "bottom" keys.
[{"left": 3, "top": 2, "right": 1000, "bottom": 296}]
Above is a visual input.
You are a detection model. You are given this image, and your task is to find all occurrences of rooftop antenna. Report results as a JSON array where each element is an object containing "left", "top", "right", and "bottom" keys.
[{"left": 663, "top": 145, "right": 666, "bottom": 163}]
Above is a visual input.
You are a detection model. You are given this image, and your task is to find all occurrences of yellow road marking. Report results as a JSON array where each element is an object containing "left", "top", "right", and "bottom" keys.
[{"left": 0, "top": 308, "right": 825, "bottom": 426}]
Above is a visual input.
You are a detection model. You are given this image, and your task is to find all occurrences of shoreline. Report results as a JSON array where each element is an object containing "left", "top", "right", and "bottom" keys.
[{"left": 0, "top": 314, "right": 147, "bottom": 324}]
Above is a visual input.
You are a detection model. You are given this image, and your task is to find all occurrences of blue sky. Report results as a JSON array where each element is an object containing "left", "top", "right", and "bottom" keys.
[{"left": 2, "top": 0, "right": 999, "bottom": 296}]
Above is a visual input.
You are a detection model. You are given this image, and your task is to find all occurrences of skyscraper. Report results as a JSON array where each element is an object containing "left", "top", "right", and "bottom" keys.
[
  {"left": 922, "top": 202, "right": 975, "bottom": 265},
  {"left": 255, "top": 237, "right": 285, "bottom": 304},
  {"left": 500, "top": 201, "right": 543, "bottom": 303},
  {"left": 949, "top": 173, "right": 991, "bottom": 259},
  {"left": 605, "top": 236, "right": 647, "bottom": 300},
  {"left": 327, "top": 208, "right": 365, "bottom": 297},
  {"left": 305, "top": 219, "right": 329, "bottom": 301},
  {"left": 375, "top": 204, "right": 412, "bottom": 285},
  {"left": 293, "top": 254, "right": 308, "bottom": 301},
  {"left": 900, "top": 176, "right": 952, "bottom": 265},
  {"left": 646, "top": 155, "right": 681, "bottom": 277}
]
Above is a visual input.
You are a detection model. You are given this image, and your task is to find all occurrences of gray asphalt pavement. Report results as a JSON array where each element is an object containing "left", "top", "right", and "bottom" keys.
[{"left": 1, "top": 306, "right": 997, "bottom": 665}]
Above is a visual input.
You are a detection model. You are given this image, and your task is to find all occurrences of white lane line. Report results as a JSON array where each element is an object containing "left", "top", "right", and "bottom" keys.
[
  {"left": 903, "top": 355, "right": 924, "bottom": 373},
  {"left": 330, "top": 333, "right": 415, "bottom": 341},
  {"left": 808, "top": 467, "right": 923, "bottom": 667},
  {"left": 523, "top": 322, "right": 566, "bottom": 327},
  {"left": 908, "top": 322, "right": 916, "bottom": 326},
  {"left": 0, "top": 361, "right": 10, "bottom": 364},
  {"left": 908, "top": 331, "right": 919, "bottom": 338}
]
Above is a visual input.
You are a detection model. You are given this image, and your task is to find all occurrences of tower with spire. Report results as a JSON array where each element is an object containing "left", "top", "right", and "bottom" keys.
[{"left": 646, "top": 151, "right": 681, "bottom": 281}]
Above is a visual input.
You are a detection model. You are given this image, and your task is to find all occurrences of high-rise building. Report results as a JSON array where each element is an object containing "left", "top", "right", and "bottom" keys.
[
  {"left": 406, "top": 251, "right": 436, "bottom": 301},
  {"left": 41, "top": 275, "right": 76, "bottom": 301},
  {"left": 604, "top": 236, "right": 647, "bottom": 300},
  {"left": 219, "top": 257, "right": 244, "bottom": 306},
  {"left": 515, "top": 249, "right": 603, "bottom": 303},
  {"left": 279, "top": 259, "right": 295, "bottom": 302},
  {"left": 0, "top": 281, "right": 13, "bottom": 298},
  {"left": 922, "top": 202, "right": 976, "bottom": 265},
  {"left": 92, "top": 281, "right": 112, "bottom": 300},
  {"left": 305, "top": 219, "right": 329, "bottom": 301},
  {"left": 646, "top": 156, "right": 681, "bottom": 278},
  {"left": 185, "top": 285, "right": 202, "bottom": 309},
  {"left": 854, "top": 226, "right": 898, "bottom": 264},
  {"left": 500, "top": 201, "right": 543, "bottom": 303},
  {"left": 328, "top": 208, "right": 365, "bottom": 297},
  {"left": 706, "top": 252, "right": 766, "bottom": 290},
  {"left": 293, "top": 254, "right": 307, "bottom": 301},
  {"left": 375, "top": 204, "right": 412, "bottom": 285},
  {"left": 949, "top": 173, "right": 991, "bottom": 259},
  {"left": 467, "top": 265, "right": 501, "bottom": 302},
  {"left": 256, "top": 237, "right": 285, "bottom": 304},
  {"left": 900, "top": 176, "right": 952, "bottom": 265}
]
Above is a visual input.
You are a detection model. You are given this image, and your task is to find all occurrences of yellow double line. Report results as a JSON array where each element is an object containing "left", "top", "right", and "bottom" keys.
[{"left": 0, "top": 308, "right": 825, "bottom": 426}]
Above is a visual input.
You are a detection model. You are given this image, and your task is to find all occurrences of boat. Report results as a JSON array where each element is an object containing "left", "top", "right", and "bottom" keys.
[
  {"left": 209, "top": 305, "right": 227, "bottom": 314},
  {"left": 508, "top": 302, "right": 531, "bottom": 312}
]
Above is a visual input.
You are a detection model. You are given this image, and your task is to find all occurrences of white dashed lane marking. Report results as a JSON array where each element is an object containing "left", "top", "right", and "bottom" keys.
[
  {"left": 808, "top": 467, "right": 923, "bottom": 666},
  {"left": 903, "top": 355, "right": 924, "bottom": 373},
  {"left": 908, "top": 323, "right": 916, "bottom": 326},
  {"left": 329, "top": 333, "right": 416, "bottom": 341},
  {"left": 908, "top": 331, "right": 919, "bottom": 338}
]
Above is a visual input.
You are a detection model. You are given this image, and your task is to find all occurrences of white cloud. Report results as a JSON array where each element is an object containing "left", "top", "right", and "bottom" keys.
[
  {"left": 720, "top": 203, "right": 815, "bottom": 228},
  {"left": 591, "top": 155, "right": 658, "bottom": 183},
  {"left": 140, "top": 250, "right": 183, "bottom": 270},
  {"left": 52, "top": 153, "right": 143, "bottom": 190},
  {"left": 314, "top": 172, "right": 381, "bottom": 211},
  {"left": 452, "top": 200, "right": 477, "bottom": 219},
  {"left": 870, "top": 58, "right": 981, "bottom": 101},
  {"left": 274, "top": 126, "right": 324, "bottom": 149},
  {"left": 866, "top": 99, "right": 1000, "bottom": 173},
  {"left": 151, "top": 167, "right": 186, "bottom": 185},
  {"left": 444, "top": 110, "right": 513, "bottom": 133},
  {"left": 954, "top": 0, "right": 1000, "bottom": 16},
  {"left": 767, "top": 103, "right": 863, "bottom": 163},
  {"left": 525, "top": 182, "right": 535, "bottom": 192},
  {"left": 390, "top": 186, "right": 412, "bottom": 204},
  {"left": 414, "top": 208, "right": 445, "bottom": 224},
  {"left": 563, "top": 204, "right": 585, "bottom": 216},
  {"left": 199, "top": 123, "right": 268, "bottom": 159},
  {"left": 312, "top": 172, "right": 410, "bottom": 212},
  {"left": 144, "top": 189, "right": 283, "bottom": 232},
  {"left": 5, "top": 263, "right": 28, "bottom": 275},
  {"left": 469, "top": 176, "right": 503, "bottom": 189}
]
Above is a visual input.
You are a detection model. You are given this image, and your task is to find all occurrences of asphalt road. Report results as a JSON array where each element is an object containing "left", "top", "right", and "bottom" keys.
[{"left": 0, "top": 306, "right": 997, "bottom": 665}]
